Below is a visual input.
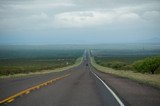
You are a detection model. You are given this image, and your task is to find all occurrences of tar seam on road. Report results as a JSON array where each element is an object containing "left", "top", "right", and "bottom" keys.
[
  {"left": 0, "top": 74, "right": 71, "bottom": 105},
  {"left": 89, "top": 67, "right": 125, "bottom": 106}
]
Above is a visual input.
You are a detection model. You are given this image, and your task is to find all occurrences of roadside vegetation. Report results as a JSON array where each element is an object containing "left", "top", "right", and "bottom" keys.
[
  {"left": 0, "top": 49, "right": 83, "bottom": 76},
  {"left": 133, "top": 56, "right": 160, "bottom": 74},
  {"left": 94, "top": 56, "right": 160, "bottom": 74},
  {"left": 90, "top": 49, "right": 160, "bottom": 88}
]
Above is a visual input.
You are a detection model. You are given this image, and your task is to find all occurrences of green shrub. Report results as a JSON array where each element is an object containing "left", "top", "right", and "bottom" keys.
[
  {"left": 155, "top": 66, "right": 160, "bottom": 74},
  {"left": 107, "top": 61, "right": 126, "bottom": 70},
  {"left": 133, "top": 56, "right": 160, "bottom": 74}
]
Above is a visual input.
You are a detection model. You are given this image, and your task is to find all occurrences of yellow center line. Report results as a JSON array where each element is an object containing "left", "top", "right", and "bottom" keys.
[
  {"left": 0, "top": 74, "right": 71, "bottom": 104},
  {"left": 7, "top": 98, "right": 14, "bottom": 103}
]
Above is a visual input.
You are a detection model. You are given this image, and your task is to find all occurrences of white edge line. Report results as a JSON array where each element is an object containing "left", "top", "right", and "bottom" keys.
[{"left": 90, "top": 71, "right": 125, "bottom": 106}]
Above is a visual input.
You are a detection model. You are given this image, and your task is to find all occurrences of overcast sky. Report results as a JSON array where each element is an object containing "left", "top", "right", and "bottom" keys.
[{"left": 0, "top": 0, "right": 160, "bottom": 45}]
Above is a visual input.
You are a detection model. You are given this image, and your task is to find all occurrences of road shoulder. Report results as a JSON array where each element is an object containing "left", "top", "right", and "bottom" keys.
[{"left": 90, "top": 62, "right": 160, "bottom": 106}]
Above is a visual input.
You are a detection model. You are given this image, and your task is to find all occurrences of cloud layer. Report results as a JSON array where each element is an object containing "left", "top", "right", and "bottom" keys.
[
  {"left": 0, "top": 0, "right": 160, "bottom": 44},
  {"left": 0, "top": 0, "right": 159, "bottom": 30},
  {"left": 54, "top": 10, "right": 143, "bottom": 28}
]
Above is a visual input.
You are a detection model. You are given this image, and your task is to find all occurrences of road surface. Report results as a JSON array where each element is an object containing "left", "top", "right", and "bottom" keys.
[{"left": 0, "top": 52, "right": 160, "bottom": 106}]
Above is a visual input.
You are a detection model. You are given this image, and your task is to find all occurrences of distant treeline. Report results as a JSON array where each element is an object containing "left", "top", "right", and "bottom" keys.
[{"left": 0, "top": 49, "right": 84, "bottom": 59}]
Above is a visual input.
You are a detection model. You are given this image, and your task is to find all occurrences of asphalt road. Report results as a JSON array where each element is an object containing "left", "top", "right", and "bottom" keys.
[{"left": 0, "top": 53, "right": 160, "bottom": 106}]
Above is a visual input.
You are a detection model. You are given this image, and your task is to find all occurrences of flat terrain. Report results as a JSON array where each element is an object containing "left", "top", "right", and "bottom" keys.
[
  {"left": 0, "top": 49, "right": 83, "bottom": 76},
  {"left": 0, "top": 53, "right": 160, "bottom": 106}
]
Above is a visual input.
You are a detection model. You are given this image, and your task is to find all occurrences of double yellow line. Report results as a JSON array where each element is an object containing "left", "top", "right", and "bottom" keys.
[{"left": 0, "top": 74, "right": 70, "bottom": 104}]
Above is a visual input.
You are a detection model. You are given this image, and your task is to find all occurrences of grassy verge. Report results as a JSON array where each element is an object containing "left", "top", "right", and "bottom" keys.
[
  {"left": 90, "top": 57, "right": 160, "bottom": 88},
  {"left": 0, "top": 57, "right": 83, "bottom": 79}
]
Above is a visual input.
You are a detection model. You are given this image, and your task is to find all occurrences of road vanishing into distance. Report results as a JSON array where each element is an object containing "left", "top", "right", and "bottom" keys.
[{"left": 0, "top": 52, "right": 160, "bottom": 106}]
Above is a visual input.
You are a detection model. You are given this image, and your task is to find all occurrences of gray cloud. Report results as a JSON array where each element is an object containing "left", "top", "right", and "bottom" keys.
[
  {"left": 0, "top": 0, "right": 159, "bottom": 29},
  {"left": 0, "top": 0, "right": 160, "bottom": 44}
]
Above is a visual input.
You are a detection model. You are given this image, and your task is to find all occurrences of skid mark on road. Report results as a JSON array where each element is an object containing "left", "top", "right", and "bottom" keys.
[{"left": 0, "top": 74, "right": 70, "bottom": 105}]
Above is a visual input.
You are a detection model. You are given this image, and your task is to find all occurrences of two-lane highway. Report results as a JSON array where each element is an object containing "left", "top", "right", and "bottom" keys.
[
  {"left": 0, "top": 52, "right": 160, "bottom": 106},
  {"left": 0, "top": 55, "right": 124, "bottom": 106}
]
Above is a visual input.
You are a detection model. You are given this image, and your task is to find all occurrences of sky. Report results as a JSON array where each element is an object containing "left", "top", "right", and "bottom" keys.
[{"left": 0, "top": 0, "right": 160, "bottom": 45}]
